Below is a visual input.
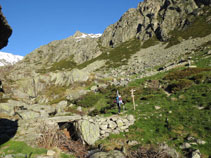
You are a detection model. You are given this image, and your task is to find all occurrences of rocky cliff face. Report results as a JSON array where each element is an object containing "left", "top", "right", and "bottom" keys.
[
  {"left": 0, "top": 6, "right": 12, "bottom": 49},
  {"left": 100, "top": 0, "right": 210, "bottom": 47}
]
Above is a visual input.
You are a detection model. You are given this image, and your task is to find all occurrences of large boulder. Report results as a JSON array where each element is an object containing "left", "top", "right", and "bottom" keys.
[
  {"left": 90, "top": 150, "right": 126, "bottom": 158},
  {"left": 50, "top": 69, "right": 89, "bottom": 86},
  {"left": 75, "top": 119, "right": 100, "bottom": 145},
  {"left": 0, "top": 5, "right": 12, "bottom": 49}
]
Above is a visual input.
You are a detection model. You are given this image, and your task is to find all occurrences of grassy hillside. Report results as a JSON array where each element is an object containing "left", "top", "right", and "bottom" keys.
[{"left": 71, "top": 45, "right": 211, "bottom": 157}]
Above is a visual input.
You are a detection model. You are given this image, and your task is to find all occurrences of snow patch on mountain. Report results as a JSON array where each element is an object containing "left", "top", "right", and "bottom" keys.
[
  {"left": 0, "top": 51, "right": 23, "bottom": 66},
  {"left": 73, "top": 32, "right": 102, "bottom": 42}
]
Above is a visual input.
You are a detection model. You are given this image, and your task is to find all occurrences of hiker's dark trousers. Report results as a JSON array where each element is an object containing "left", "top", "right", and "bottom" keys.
[{"left": 117, "top": 103, "right": 121, "bottom": 113}]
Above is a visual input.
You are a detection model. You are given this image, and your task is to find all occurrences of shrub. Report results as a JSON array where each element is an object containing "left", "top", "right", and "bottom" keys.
[
  {"left": 189, "top": 74, "right": 205, "bottom": 84},
  {"left": 74, "top": 92, "right": 103, "bottom": 108},
  {"left": 165, "top": 79, "right": 193, "bottom": 93},
  {"left": 128, "top": 146, "right": 173, "bottom": 158},
  {"left": 163, "top": 68, "right": 211, "bottom": 80}
]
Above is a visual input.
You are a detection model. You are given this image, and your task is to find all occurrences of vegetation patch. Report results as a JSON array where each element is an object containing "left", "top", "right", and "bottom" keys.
[
  {"left": 37, "top": 56, "right": 76, "bottom": 73},
  {"left": 165, "top": 79, "right": 193, "bottom": 93},
  {"left": 73, "top": 92, "right": 104, "bottom": 108},
  {"left": 40, "top": 85, "right": 67, "bottom": 105},
  {"left": 48, "top": 58, "right": 76, "bottom": 72},
  {"left": 163, "top": 68, "right": 211, "bottom": 80},
  {"left": 77, "top": 38, "right": 141, "bottom": 69},
  {"left": 0, "top": 141, "right": 46, "bottom": 158},
  {"left": 141, "top": 36, "right": 160, "bottom": 49}
]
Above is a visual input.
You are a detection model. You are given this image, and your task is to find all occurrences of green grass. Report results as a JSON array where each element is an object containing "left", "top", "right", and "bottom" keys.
[
  {"left": 0, "top": 141, "right": 46, "bottom": 158},
  {"left": 60, "top": 153, "right": 76, "bottom": 158}
]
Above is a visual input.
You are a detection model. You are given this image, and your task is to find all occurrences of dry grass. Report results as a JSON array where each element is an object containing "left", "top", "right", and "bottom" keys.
[
  {"left": 36, "top": 123, "right": 87, "bottom": 158},
  {"left": 128, "top": 146, "right": 172, "bottom": 158}
]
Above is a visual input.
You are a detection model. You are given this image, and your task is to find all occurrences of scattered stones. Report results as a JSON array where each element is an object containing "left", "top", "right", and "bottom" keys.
[
  {"left": 180, "top": 142, "right": 191, "bottom": 149},
  {"left": 127, "top": 140, "right": 139, "bottom": 146},
  {"left": 91, "top": 85, "right": 98, "bottom": 91},
  {"left": 47, "top": 150, "right": 56, "bottom": 156},
  {"left": 159, "top": 143, "right": 180, "bottom": 158},
  {"left": 197, "top": 139, "right": 206, "bottom": 145},
  {"left": 192, "top": 150, "right": 201, "bottom": 158},
  {"left": 154, "top": 106, "right": 161, "bottom": 110},
  {"left": 77, "top": 106, "right": 82, "bottom": 112}
]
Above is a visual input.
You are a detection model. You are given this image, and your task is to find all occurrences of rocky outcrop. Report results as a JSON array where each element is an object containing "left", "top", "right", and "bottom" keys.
[
  {"left": 0, "top": 6, "right": 12, "bottom": 49},
  {"left": 50, "top": 68, "right": 90, "bottom": 86},
  {"left": 100, "top": 0, "right": 210, "bottom": 47}
]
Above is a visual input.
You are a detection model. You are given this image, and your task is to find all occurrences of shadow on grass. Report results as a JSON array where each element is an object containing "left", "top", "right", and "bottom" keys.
[{"left": 0, "top": 119, "right": 18, "bottom": 145}]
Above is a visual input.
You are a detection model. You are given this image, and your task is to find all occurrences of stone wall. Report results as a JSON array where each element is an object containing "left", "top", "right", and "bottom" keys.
[
  {"left": 74, "top": 115, "right": 135, "bottom": 145},
  {"left": 96, "top": 115, "right": 135, "bottom": 138},
  {"left": 48, "top": 114, "right": 135, "bottom": 145}
]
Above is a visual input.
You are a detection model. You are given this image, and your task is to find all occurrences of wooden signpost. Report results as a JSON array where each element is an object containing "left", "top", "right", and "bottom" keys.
[{"left": 130, "top": 89, "right": 136, "bottom": 110}]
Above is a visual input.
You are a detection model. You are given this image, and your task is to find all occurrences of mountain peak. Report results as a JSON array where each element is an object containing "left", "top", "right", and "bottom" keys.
[
  {"left": 73, "top": 31, "right": 84, "bottom": 37},
  {"left": 0, "top": 51, "right": 23, "bottom": 66},
  {"left": 73, "top": 31, "right": 102, "bottom": 39}
]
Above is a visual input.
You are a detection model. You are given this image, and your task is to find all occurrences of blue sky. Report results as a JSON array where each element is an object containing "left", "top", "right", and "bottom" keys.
[{"left": 1, "top": 0, "right": 142, "bottom": 56}]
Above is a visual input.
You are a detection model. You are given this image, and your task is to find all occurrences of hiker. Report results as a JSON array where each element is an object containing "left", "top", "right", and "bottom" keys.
[{"left": 116, "top": 94, "right": 124, "bottom": 113}]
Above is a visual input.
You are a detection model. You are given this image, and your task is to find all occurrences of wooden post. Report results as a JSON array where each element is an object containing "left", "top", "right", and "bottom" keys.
[
  {"left": 130, "top": 89, "right": 136, "bottom": 110},
  {"left": 188, "top": 60, "right": 191, "bottom": 67}
]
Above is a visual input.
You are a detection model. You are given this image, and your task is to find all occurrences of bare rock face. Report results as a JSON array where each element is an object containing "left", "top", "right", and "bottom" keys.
[
  {"left": 100, "top": 0, "right": 210, "bottom": 47},
  {"left": 0, "top": 6, "right": 12, "bottom": 49},
  {"left": 100, "top": 8, "right": 143, "bottom": 48}
]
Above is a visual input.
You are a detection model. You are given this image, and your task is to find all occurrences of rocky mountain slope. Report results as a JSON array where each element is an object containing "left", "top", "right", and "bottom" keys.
[
  {"left": 0, "top": 0, "right": 211, "bottom": 158},
  {"left": 6, "top": 0, "right": 210, "bottom": 105},
  {"left": 15, "top": 31, "right": 102, "bottom": 72},
  {"left": 0, "top": 51, "right": 23, "bottom": 66}
]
